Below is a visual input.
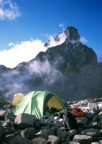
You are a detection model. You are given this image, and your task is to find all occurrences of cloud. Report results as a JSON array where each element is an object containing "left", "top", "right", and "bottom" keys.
[
  {"left": 0, "top": 0, "right": 21, "bottom": 20},
  {"left": 45, "top": 32, "right": 67, "bottom": 48},
  {"left": 28, "top": 58, "right": 64, "bottom": 85},
  {"left": 0, "top": 39, "right": 47, "bottom": 68},
  {"left": 97, "top": 54, "right": 102, "bottom": 62},
  {"left": 80, "top": 36, "right": 88, "bottom": 44},
  {"left": 0, "top": 51, "right": 64, "bottom": 99},
  {"left": 0, "top": 34, "right": 86, "bottom": 69},
  {"left": 0, "top": 32, "right": 89, "bottom": 69},
  {"left": 59, "top": 23, "right": 65, "bottom": 31},
  {"left": 0, "top": 31, "right": 67, "bottom": 68}
]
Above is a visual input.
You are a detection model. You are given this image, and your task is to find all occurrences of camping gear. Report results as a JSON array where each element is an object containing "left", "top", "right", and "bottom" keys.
[
  {"left": 12, "top": 93, "right": 24, "bottom": 106},
  {"left": 63, "top": 111, "right": 78, "bottom": 130},
  {"left": 13, "top": 91, "right": 65, "bottom": 119},
  {"left": 71, "top": 107, "right": 84, "bottom": 117}
]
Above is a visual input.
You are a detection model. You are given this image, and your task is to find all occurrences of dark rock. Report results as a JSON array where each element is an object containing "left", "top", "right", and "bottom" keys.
[
  {"left": 8, "top": 135, "right": 32, "bottom": 144},
  {"left": 14, "top": 113, "right": 36, "bottom": 129},
  {"left": 32, "top": 137, "right": 48, "bottom": 144},
  {"left": 73, "top": 134, "right": 93, "bottom": 144},
  {"left": 81, "top": 128, "right": 101, "bottom": 137},
  {"left": 0, "top": 125, "right": 5, "bottom": 141},
  {"left": 35, "top": 129, "right": 49, "bottom": 139},
  {"left": 21, "top": 127, "right": 36, "bottom": 139},
  {"left": 0, "top": 110, "right": 6, "bottom": 120},
  {"left": 65, "top": 26, "right": 80, "bottom": 41},
  {"left": 5, "top": 133, "right": 16, "bottom": 142},
  {"left": 33, "top": 119, "right": 41, "bottom": 130},
  {"left": 57, "top": 127, "right": 68, "bottom": 138},
  {"left": 48, "top": 126, "right": 56, "bottom": 135}
]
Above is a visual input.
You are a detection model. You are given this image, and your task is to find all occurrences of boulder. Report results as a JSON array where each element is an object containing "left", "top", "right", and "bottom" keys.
[
  {"left": 21, "top": 127, "right": 36, "bottom": 139},
  {"left": 81, "top": 128, "right": 101, "bottom": 137},
  {"left": 0, "top": 125, "right": 5, "bottom": 141},
  {"left": 0, "top": 110, "right": 6, "bottom": 120},
  {"left": 9, "top": 135, "right": 32, "bottom": 144},
  {"left": 48, "top": 135, "right": 60, "bottom": 144},
  {"left": 73, "top": 134, "right": 93, "bottom": 144},
  {"left": 32, "top": 137, "right": 48, "bottom": 144},
  {"left": 35, "top": 129, "right": 49, "bottom": 139},
  {"left": 14, "top": 113, "right": 36, "bottom": 128}
]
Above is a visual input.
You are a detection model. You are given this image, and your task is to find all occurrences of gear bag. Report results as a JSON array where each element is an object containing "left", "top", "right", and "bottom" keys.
[{"left": 63, "top": 111, "right": 78, "bottom": 130}]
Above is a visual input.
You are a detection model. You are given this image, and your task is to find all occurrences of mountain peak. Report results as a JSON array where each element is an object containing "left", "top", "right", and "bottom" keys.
[
  {"left": 64, "top": 26, "right": 80, "bottom": 42},
  {"left": 0, "top": 26, "right": 101, "bottom": 101},
  {"left": 44, "top": 26, "right": 80, "bottom": 47}
]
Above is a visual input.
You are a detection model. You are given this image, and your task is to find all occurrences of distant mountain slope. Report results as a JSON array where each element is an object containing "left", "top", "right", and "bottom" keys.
[{"left": 0, "top": 26, "right": 102, "bottom": 101}]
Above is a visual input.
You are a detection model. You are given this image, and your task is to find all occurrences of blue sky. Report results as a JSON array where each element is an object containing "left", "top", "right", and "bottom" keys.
[{"left": 0, "top": 0, "right": 102, "bottom": 68}]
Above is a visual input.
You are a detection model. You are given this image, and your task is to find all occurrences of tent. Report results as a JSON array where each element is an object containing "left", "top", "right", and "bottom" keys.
[
  {"left": 12, "top": 93, "right": 24, "bottom": 106},
  {"left": 13, "top": 91, "right": 65, "bottom": 119}
]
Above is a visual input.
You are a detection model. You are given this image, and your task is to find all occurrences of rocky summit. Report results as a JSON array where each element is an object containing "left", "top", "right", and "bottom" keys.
[{"left": 0, "top": 26, "right": 102, "bottom": 101}]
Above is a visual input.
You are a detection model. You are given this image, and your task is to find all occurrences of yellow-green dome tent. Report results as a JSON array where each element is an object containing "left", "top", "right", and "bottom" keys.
[{"left": 13, "top": 91, "right": 65, "bottom": 119}]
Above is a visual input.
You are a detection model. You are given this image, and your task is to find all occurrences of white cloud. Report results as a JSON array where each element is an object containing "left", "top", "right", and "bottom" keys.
[
  {"left": 59, "top": 24, "right": 64, "bottom": 27},
  {"left": 0, "top": 39, "right": 47, "bottom": 68},
  {"left": 0, "top": 32, "right": 89, "bottom": 69},
  {"left": 97, "top": 54, "right": 102, "bottom": 62},
  {"left": 46, "top": 32, "right": 67, "bottom": 47},
  {"left": 59, "top": 23, "right": 65, "bottom": 31},
  {"left": 29, "top": 59, "right": 63, "bottom": 85},
  {"left": 0, "top": 30, "right": 68, "bottom": 68},
  {"left": 80, "top": 36, "right": 88, "bottom": 44},
  {"left": 0, "top": 0, "right": 21, "bottom": 20}
]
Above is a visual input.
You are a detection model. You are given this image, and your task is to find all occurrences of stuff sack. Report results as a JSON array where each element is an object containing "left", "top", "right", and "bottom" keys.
[
  {"left": 71, "top": 107, "right": 84, "bottom": 117},
  {"left": 63, "top": 111, "right": 78, "bottom": 130}
]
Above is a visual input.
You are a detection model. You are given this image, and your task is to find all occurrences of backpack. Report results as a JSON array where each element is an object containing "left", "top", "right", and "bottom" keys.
[
  {"left": 71, "top": 107, "right": 84, "bottom": 117},
  {"left": 62, "top": 111, "right": 78, "bottom": 130}
]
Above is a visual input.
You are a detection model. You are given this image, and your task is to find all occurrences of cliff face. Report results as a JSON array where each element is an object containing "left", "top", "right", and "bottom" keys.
[{"left": 0, "top": 26, "right": 101, "bottom": 101}]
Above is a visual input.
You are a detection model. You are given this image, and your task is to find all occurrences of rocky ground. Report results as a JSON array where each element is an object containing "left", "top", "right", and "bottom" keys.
[{"left": 0, "top": 97, "right": 102, "bottom": 144}]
